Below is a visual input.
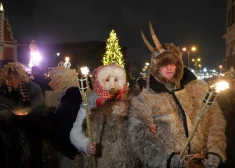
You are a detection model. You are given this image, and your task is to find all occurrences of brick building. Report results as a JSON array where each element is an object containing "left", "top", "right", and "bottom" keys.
[
  {"left": 0, "top": 3, "right": 17, "bottom": 61},
  {"left": 223, "top": 0, "right": 235, "bottom": 70}
]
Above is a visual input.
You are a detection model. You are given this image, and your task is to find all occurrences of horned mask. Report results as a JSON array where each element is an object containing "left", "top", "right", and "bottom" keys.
[{"left": 141, "top": 22, "right": 184, "bottom": 84}]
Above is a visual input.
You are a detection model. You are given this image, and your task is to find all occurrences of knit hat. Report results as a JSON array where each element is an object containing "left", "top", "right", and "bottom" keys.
[
  {"left": 94, "top": 64, "right": 127, "bottom": 106},
  {"left": 141, "top": 22, "right": 184, "bottom": 85}
]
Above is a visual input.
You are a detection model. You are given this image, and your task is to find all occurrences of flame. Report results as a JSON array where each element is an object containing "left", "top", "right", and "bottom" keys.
[
  {"left": 80, "top": 66, "right": 89, "bottom": 75},
  {"left": 211, "top": 81, "right": 229, "bottom": 93}
]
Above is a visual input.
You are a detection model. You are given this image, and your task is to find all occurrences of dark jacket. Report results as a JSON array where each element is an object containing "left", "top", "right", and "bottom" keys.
[
  {"left": 43, "top": 87, "right": 83, "bottom": 159},
  {"left": 217, "top": 89, "right": 235, "bottom": 168},
  {"left": 0, "top": 81, "right": 46, "bottom": 168}
]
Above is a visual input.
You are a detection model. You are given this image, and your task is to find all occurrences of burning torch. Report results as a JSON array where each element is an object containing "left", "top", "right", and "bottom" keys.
[
  {"left": 179, "top": 81, "right": 229, "bottom": 158},
  {"left": 78, "top": 66, "right": 96, "bottom": 168}
]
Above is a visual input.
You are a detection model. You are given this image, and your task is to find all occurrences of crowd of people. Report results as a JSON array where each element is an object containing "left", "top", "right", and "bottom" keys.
[{"left": 0, "top": 23, "right": 234, "bottom": 168}]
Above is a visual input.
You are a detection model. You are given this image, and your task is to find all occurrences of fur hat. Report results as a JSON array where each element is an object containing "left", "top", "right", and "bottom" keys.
[{"left": 141, "top": 22, "right": 184, "bottom": 84}]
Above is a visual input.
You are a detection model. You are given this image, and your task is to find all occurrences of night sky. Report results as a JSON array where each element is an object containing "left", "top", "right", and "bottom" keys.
[{"left": 3, "top": 0, "right": 227, "bottom": 71}]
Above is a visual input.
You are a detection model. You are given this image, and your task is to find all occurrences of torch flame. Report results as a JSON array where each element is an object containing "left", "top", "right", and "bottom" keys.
[
  {"left": 80, "top": 66, "right": 89, "bottom": 75},
  {"left": 211, "top": 81, "right": 229, "bottom": 93}
]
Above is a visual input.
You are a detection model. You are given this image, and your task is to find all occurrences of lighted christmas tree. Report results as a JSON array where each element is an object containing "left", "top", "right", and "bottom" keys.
[{"left": 102, "top": 30, "right": 125, "bottom": 67}]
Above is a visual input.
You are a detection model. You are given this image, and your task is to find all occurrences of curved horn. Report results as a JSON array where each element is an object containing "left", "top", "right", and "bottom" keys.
[
  {"left": 141, "top": 30, "right": 155, "bottom": 53},
  {"left": 149, "top": 21, "right": 163, "bottom": 50}
]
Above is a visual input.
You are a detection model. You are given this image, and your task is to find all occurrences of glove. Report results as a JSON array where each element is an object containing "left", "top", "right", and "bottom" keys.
[
  {"left": 169, "top": 153, "right": 187, "bottom": 168},
  {"left": 202, "top": 153, "right": 221, "bottom": 168}
]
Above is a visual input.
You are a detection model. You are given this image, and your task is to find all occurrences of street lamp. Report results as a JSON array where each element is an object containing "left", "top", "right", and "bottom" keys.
[
  {"left": 54, "top": 52, "right": 60, "bottom": 66},
  {"left": 219, "top": 65, "right": 222, "bottom": 75},
  {"left": 182, "top": 46, "right": 197, "bottom": 69},
  {"left": 198, "top": 64, "right": 201, "bottom": 72},
  {"left": 192, "top": 58, "right": 201, "bottom": 70}
]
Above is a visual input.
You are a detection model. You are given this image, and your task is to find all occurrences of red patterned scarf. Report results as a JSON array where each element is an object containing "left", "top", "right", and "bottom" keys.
[{"left": 94, "top": 65, "right": 128, "bottom": 106}]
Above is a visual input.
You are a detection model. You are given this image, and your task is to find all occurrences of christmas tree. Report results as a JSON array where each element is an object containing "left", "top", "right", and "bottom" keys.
[{"left": 102, "top": 30, "right": 125, "bottom": 67}]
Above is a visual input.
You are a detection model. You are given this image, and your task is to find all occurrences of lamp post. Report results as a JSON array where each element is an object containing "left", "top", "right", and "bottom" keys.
[
  {"left": 192, "top": 58, "right": 201, "bottom": 71},
  {"left": 198, "top": 64, "right": 201, "bottom": 72},
  {"left": 142, "top": 62, "right": 150, "bottom": 74},
  {"left": 182, "top": 46, "right": 197, "bottom": 69},
  {"left": 54, "top": 52, "right": 60, "bottom": 66},
  {"left": 219, "top": 65, "right": 222, "bottom": 75}
]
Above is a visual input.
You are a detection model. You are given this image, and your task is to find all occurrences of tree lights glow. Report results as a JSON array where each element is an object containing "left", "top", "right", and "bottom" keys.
[{"left": 102, "top": 29, "right": 125, "bottom": 68}]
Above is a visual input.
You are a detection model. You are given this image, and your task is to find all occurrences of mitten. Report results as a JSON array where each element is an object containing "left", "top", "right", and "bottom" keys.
[
  {"left": 202, "top": 153, "right": 221, "bottom": 168},
  {"left": 168, "top": 153, "right": 187, "bottom": 168}
]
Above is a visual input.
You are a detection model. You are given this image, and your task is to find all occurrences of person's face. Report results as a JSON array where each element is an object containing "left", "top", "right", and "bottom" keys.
[
  {"left": 7, "top": 73, "right": 20, "bottom": 88},
  {"left": 159, "top": 64, "right": 176, "bottom": 79}
]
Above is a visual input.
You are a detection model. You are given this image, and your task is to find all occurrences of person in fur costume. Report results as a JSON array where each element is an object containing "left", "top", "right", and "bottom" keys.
[
  {"left": 70, "top": 64, "right": 138, "bottom": 168},
  {"left": 216, "top": 67, "right": 235, "bottom": 168},
  {"left": 43, "top": 62, "right": 83, "bottom": 168},
  {"left": 128, "top": 22, "right": 226, "bottom": 168}
]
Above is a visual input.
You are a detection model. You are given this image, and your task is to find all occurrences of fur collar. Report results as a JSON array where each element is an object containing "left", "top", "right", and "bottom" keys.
[{"left": 149, "top": 67, "right": 197, "bottom": 93}]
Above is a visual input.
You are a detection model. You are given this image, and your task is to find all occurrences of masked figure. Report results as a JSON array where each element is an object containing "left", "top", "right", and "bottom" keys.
[
  {"left": 71, "top": 64, "right": 139, "bottom": 168},
  {"left": 128, "top": 22, "right": 226, "bottom": 168}
]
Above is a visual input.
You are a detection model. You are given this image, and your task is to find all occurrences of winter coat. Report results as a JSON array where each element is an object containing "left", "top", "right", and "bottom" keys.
[
  {"left": 43, "top": 87, "right": 82, "bottom": 159},
  {"left": 74, "top": 99, "right": 140, "bottom": 168},
  {"left": 0, "top": 81, "right": 46, "bottom": 168},
  {"left": 217, "top": 89, "right": 235, "bottom": 168},
  {"left": 128, "top": 73, "right": 226, "bottom": 168}
]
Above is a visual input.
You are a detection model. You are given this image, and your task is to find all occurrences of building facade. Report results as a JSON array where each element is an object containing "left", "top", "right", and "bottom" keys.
[
  {"left": 0, "top": 3, "right": 17, "bottom": 61},
  {"left": 223, "top": 0, "right": 235, "bottom": 70}
]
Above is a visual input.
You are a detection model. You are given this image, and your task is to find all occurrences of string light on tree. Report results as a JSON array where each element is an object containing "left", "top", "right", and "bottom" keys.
[{"left": 102, "top": 29, "right": 125, "bottom": 68}]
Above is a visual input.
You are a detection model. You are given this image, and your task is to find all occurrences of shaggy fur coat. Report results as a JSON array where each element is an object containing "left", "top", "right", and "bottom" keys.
[
  {"left": 128, "top": 78, "right": 226, "bottom": 168},
  {"left": 74, "top": 99, "right": 139, "bottom": 168}
]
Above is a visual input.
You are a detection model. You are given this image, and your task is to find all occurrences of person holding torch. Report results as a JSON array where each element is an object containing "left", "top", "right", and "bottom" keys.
[
  {"left": 128, "top": 22, "right": 227, "bottom": 168},
  {"left": 70, "top": 63, "right": 128, "bottom": 157}
]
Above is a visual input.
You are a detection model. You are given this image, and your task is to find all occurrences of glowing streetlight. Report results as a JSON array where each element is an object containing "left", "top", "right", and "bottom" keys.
[
  {"left": 182, "top": 46, "right": 197, "bottom": 69},
  {"left": 192, "top": 57, "right": 201, "bottom": 70},
  {"left": 198, "top": 64, "right": 201, "bottom": 72},
  {"left": 219, "top": 65, "right": 222, "bottom": 75},
  {"left": 145, "top": 62, "right": 150, "bottom": 66}
]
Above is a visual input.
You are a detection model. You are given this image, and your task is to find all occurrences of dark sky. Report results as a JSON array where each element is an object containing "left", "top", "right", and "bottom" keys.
[{"left": 3, "top": 0, "right": 227, "bottom": 71}]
